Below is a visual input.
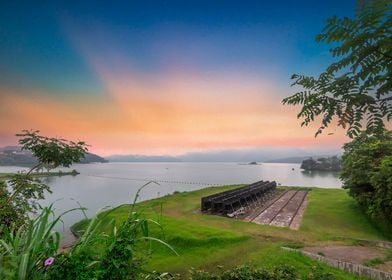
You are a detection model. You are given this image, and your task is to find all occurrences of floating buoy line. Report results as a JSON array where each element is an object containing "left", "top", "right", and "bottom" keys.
[{"left": 82, "top": 174, "right": 221, "bottom": 186}]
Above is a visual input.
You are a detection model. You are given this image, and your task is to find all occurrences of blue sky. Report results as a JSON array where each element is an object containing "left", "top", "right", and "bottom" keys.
[
  {"left": 0, "top": 0, "right": 355, "bottom": 93},
  {"left": 0, "top": 1, "right": 356, "bottom": 155}
]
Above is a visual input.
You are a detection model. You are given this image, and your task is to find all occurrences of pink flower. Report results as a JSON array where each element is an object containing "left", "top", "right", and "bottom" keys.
[{"left": 44, "top": 257, "right": 54, "bottom": 267}]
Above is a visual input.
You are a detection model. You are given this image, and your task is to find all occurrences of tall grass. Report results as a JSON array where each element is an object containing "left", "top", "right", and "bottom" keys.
[
  {"left": 1, "top": 183, "right": 178, "bottom": 279},
  {"left": 95, "top": 182, "right": 178, "bottom": 279},
  {"left": 0, "top": 205, "right": 80, "bottom": 279}
]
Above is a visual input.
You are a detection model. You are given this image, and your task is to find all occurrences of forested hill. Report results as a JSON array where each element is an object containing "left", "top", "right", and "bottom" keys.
[
  {"left": 0, "top": 146, "right": 107, "bottom": 166},
  {"left": 300, "top": 156, "right": 342, "bottom": 172}
]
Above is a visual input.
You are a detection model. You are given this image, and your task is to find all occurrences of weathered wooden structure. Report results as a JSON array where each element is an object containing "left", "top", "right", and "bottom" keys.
[{"left": 201, "top": 180, "right": 276, "bottom": 214}]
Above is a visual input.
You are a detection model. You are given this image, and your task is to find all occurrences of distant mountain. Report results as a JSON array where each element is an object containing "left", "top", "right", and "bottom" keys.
[
  {"left": 0, "top": 146, "right": 21, "bottom": 152},
  {"left": 0, "top": 146, "right": 107, "bottom": 166},
  {"left": 0, "top": 149, "right": 37, "bottom": 166},
  {"left": 106, "top": 147, "right": 342, "bottom": 163},
  {"left": 79, "top": 153, "right": 108, "bottom": 164},
  {"left": 264, "top": 157, "right": 309, "bottom": 163},
  {"left": 107, "top": 155, "right": 180, "bottom": 162},
  {"left": 264, "top": 155, "right": 336, "bottom": 164}
]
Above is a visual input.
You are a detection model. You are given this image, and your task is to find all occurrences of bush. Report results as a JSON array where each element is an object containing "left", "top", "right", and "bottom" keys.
[
  {"left": 0, "top": 206, "right": 63, "bottom": 280},
  {"left": 45, "top": 184, "right": 177, "bottom": 280},
  {"left": 190, "top": 264, "right": 336, "bottom": 280},
  {"left": 0, "top": 174, "right": 51, "bottom": 232},
  {"left": 1, "top": 198, "right": 176, "bottom": 279},
  {"left": 341, "top": 130, "right": 392, "bottom": 219},
  {"left": 44, "top": 252, "right": 96, "bottom": 280},
  {"left": 370, "top": 157, "right": 392, "bottom": 220},
  {"left": 0, "top": 130, "right": 87, "bottom": 233},
  {"left": 306, "top": 266, "right": 335, "bottom": 280}
]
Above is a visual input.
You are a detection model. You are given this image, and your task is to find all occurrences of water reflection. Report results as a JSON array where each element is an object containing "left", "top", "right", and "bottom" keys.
[
  {"left": 40, "top": 176, "right": 56, "bottom": 184},
  {"left": 301, "top": 170, "right": 340, "bottom": 179}
]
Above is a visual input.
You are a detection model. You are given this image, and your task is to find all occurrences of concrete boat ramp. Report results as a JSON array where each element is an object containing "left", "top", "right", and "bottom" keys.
[
  {"left": 200, "top": 182, "right": 309, "bottom": 230},
  {"left": 244, "top": 190, "right": 308, "bottom": 229}
]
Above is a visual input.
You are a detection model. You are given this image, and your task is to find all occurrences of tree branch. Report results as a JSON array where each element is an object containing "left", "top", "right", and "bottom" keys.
[
  {"left": 26, "top": 163, "right": 43, "bottom": 176},
  {"left": 377, "top": 95, "right": 392, "bottom": 102}
]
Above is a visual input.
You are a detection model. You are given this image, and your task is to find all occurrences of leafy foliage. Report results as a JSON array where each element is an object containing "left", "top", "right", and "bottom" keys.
[
  {"left": 45, "top": 184, "right": 177, "bottom": 280},
  {"left": 96, "top": 183, "right": 177, "bottom": 280},
  {"left": 43, "top": 252, "right": 97, "bottom": 280},
  {"left": 17, "top": 130, "right": 88, "bottom": 171},
  {"left": 190, "top": 264, "right": 336, "bottom": 280},
  {"left": 1, "top": 131, "right": 176, "bottom": 279},
  {"left": 283, "top": 0, "right": 392, "bottom": 138},
  {"left": 0, "top": 174, "right": 50, "bottom": 230},
  {"left": 340, "top": 130, "right": 392, "bottom": 219},
  {"left": 369, "top": 156, "right": 392, "bottom": 218},
  {"left": 0, "top": 186, "right": 176, "bottom": 279},
  {"left": 0, "top": 131, "right": 88, "bottom": 232},
  {"left": 0, "top": 205, "right": 73, "bottom": 280},
  {"left": 301, "top": 156, "right": 342, "bottom": 171}
]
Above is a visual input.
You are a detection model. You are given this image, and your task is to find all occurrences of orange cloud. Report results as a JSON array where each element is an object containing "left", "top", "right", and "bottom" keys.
[
  {"left": 0, "top": 22, "right": 348, "bottom": 155},
  {"left": 0, "top": 73, "right": 348, "bottom": 156}
]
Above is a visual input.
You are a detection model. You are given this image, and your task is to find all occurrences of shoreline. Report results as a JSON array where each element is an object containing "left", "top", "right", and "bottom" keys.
[
  {"left": 68, "top": 185, "right": 391, "bottom": 278},
  {"left": 0, "top": 170, "right": 80, "bottom": 179}
]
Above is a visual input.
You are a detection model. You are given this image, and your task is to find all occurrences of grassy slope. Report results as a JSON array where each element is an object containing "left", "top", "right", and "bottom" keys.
[{"left": 73, "top": 186, "right": 389, "bottom": 279}]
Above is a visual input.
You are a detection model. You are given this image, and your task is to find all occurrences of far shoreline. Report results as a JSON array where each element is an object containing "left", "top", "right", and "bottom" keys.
[{"left": 0, "top": 169, "right": 80, "bottom": 179}]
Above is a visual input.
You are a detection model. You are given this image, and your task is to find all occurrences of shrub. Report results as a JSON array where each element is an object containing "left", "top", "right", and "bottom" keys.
[
  {"left": 341, "top": 130, "right": 392, "bottom": 219},
  {"left": 370, "top": 156, "right": 392, "bottom": 220},
  {"left": 363, "top": 258, "right": 385, "bottom": 267},
  {"left": 44, "top": 252, "right": 97, "bottom": 280},
  {"left": 0, "top": 130, "right": 87, "bottom": 232},
  {"left": 0, "top": 205, "right": 71, "bottom": 280},
  {"left": 45, "top": 183, "right": 177, "bottom": 280},
  {"left": 306, "top": 266, "right": 335, "bottom": 280},
  {"left": 96, "top": 183, "right": 177, "bottom": 280},
  {"left": 190, "top": 264, "right": 336, "bottom": 280}
]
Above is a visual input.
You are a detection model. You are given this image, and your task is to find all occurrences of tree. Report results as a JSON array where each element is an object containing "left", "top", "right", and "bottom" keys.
[
  {"left": 17, "top": 130, "right": 88, "bottom": 173},
  {"left": 300, "top": 156, "right": 342, "bottom": 171},
  {"left": 282, "top": 0, "right": 392, "bottom": 221},
  {"left": 282, "top": 0, "right": 392, "bottom": 138},
  {"left": 0, "top": 130, "right": 88, "bottom": 230},
  {"left": 340, "top": 130, "right": 392, "bottom": 219}
]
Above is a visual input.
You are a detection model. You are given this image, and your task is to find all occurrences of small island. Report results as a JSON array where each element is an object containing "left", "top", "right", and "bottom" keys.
[{"left": 300, "top": 156, "right": 342, "bottom": 172}]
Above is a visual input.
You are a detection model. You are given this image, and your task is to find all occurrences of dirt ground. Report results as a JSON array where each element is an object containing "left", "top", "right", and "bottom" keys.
[{"left": 302, "top": 245, "right": 392, "bottom": 272}]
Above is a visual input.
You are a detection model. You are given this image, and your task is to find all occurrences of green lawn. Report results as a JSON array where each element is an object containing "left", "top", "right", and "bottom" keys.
[{"left": 73, "top": 186, "right": 390, "bottom": 279}]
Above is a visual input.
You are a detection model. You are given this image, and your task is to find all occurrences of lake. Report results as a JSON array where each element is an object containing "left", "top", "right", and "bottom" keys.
[{"left": 0, "top": 162, "right": 341, "bottom": 244}]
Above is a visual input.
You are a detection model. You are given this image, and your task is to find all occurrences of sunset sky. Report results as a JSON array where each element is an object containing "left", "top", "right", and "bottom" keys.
[{"left": 0, "top": 1, "right": 355, "bottom": 156}]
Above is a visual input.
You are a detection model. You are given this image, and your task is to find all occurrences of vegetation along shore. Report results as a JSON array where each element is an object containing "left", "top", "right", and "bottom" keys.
[
  {"left": 0, "top": 170, "right": 80, "bottom": 180},
  {"left": 71, "top": 185, "right": 391, "bottom": 279}
]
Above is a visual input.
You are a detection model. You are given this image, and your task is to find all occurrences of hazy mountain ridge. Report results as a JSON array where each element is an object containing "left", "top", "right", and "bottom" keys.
[
  {"left": 108, "top": 155, "right": 180, "bottom": 162},
  {"left": 264, "top": 155, "right": 339, "bottom": 164},
  {"left": 0, "top": 146, "right": 107, "bottom": 166},
  {"left": 106, "top": 148, "right": 342, "bottom": 163}
]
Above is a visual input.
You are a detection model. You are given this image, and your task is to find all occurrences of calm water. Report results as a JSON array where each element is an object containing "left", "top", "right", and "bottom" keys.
[{"left": 1, "top": 162, "right": 340, "bottom": 244}]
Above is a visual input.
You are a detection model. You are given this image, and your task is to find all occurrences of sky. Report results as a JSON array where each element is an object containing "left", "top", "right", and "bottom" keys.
[{"left": 0, "top": 1, "right": 357, "bottom": 156}]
